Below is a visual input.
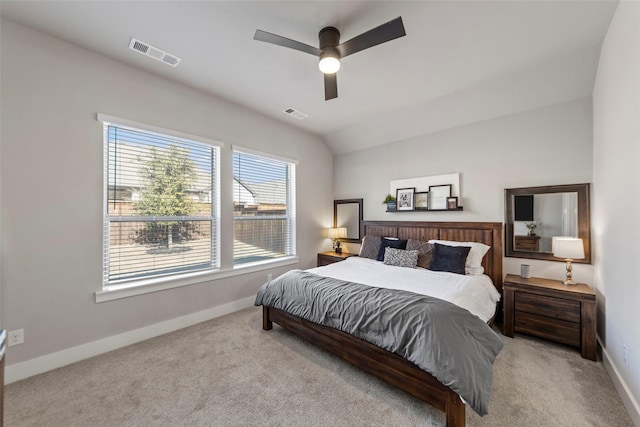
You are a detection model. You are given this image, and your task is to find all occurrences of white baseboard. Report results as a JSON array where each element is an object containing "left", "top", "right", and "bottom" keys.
[
  {"left": 5, "top": 296, "right": 256, "bottom": 384},
  {"left": 600, "top": 338, "right": 640, "bottom": 426}
]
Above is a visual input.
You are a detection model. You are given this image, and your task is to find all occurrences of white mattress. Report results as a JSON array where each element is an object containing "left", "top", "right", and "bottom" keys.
[{"left": 308, "top": 257, "right": 501, "bottom": 323}]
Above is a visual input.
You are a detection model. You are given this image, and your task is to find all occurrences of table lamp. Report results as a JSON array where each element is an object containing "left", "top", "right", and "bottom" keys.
[
  {"left": 553, "top": 237, "right": 585, "bottom": 285},
  {"left": 328, "top": 227, "right": 347, "bottom": 254}
]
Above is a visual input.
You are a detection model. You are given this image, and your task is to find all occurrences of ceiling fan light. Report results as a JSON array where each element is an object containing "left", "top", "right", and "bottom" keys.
[{"left": 319, "top": 55, "right": 340, "bottom": 74}]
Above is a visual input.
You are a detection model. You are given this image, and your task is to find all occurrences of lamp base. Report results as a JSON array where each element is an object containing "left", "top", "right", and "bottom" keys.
[{"left": 563, "top": 259, "right": 576, "bottom": 285}]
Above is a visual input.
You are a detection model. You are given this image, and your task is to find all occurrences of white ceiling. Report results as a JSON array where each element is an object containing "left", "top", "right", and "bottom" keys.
[{"left": 0, "top": 1, "right": 618, "bottom": 154}]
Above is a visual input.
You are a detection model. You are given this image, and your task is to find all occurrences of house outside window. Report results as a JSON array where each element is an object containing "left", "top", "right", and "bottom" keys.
[
  {"left": 232, "top": 148, "right": 296, "bottom": 266},
  {"left": 101, "top": 115, "right": 220, "bottom": 285}
]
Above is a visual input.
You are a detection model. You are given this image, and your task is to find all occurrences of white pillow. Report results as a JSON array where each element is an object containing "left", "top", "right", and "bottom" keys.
[{"left": 428, "top": 240, "right": 490, "bottom": 275}]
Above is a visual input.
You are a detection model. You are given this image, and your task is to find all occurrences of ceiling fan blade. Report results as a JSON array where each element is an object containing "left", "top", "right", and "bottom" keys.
[
  {"left": 324, "top": 73, "right": 338, "bottom": 100},
  {"left": 336, "top": 17, "right": 406, "bottom": 58},
  {"left": 254, "top": 30, "right": 321, "bottom": 56}
]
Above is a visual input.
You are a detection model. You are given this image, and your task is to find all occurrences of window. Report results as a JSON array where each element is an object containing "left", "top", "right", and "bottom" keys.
[
  {"left": 233, "top": 148, "right": 296, "bottom": 266},
  {"left": 102, "top": 116, "right": 220, "bottom": 284}
]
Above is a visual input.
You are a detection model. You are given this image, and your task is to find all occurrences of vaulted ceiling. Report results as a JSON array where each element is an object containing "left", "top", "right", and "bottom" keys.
[{"left": 0, "top": 1, "right": 618, "bottom": 154}]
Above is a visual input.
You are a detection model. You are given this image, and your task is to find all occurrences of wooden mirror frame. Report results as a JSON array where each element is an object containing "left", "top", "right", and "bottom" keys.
[
  {"left": 505, "top": 183, "right": 591, "bottom": 263},
  {"left": 334, "top": 199, "right": 364, "bottom": 243}
]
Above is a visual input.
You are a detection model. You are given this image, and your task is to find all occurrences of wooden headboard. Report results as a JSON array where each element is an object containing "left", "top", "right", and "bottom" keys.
[{"left": 362, "top": 220, "right": 504, "bottom": 293}]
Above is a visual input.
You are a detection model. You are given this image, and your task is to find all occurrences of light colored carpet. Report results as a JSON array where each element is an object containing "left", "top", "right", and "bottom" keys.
[{"left": 5, "top": 307, "right": 633, "bottom": 426}]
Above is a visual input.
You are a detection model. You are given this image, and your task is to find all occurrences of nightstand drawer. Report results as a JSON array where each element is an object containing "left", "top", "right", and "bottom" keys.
[
  {"left": 515, "top": 312, "right": 580, "bottom": 347},
  {"left": 515, "top": 292, "right": 580, "bottom": 323}
]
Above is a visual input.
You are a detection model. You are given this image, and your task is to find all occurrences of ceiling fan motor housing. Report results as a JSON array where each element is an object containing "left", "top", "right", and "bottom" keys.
[
  {"left": 319, "top": 27, "right": 341, "bottom": 54},
  {"left": 318, "top": 27, "right": 341, "bottom": 76}
]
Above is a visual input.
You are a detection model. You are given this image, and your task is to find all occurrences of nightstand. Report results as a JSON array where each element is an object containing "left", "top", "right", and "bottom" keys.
[
  {"left": 514, "top": 235, "right": 540, "bottom": 251},
  {"left": 503, "top": 274, "right": 596, "bottom": 360},
  {"left": 317, "top": 251, "right": 358, "bottom": 267}
]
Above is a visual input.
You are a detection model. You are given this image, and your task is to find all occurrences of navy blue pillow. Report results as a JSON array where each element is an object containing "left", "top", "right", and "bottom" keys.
[
  {"left": 428, "top": 243, "right": 471, "bottom": 275},
  {"left": 376, "top": 238, "right": 408, "bottom": 261}
]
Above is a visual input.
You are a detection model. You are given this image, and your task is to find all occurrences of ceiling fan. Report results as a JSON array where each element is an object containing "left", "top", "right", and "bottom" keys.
[{"left": 254, "top": 17, "right": 406, "bottom": 101}]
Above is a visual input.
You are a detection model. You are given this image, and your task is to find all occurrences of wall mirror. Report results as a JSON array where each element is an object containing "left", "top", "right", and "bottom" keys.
[
  {"left": 334, "top": 199, "right": 363, "bottom": 243},
  {"left": 505, "top": 184, "right": 591, "bottom": 263}
]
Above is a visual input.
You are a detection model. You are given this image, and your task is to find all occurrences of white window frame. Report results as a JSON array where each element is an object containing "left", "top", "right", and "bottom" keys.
[
  {"left": 232, "top": 145, "right": 297, "bottom": 269},
  {"left": 98, "top": 114, "right": 222, "bottom": 291}
]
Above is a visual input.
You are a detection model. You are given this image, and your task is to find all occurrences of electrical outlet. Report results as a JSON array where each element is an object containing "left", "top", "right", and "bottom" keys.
[
  {"left": 8, "top": 329, "right": 24, "bottom": 346},
  {"left": 267, "top": 273, "right": 273, "bottom": 281},
  {"left": 623, "top": 344, "right": 629, "bottom": 366}
]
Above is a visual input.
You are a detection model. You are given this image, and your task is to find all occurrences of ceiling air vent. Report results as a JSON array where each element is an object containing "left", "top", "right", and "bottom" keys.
[
  {"left": 128, "top": 37, "right": 182, "bottom": 68},
  {"left": 283, "top": 108, "right": 308, "bottom": 120}
]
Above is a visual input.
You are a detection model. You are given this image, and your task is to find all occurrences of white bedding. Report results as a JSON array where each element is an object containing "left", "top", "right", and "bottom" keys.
[{"left": 308, "top": 257, "right": 501, "bottom": 323}]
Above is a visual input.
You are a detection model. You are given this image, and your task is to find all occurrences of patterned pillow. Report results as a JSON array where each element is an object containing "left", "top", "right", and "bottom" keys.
[
  {"left": 376, "top": 238, "right": 408, "bottom": 261},
  {"left": 406, "top": 239, "right": 434, "bottom": 269},
  {"left": 383, "top": 248, "right": 419, "bottom": 268},
  {"left": 428, "top": 243, "right": 471, "bottom": 275},
  {"left": 358, "top": 235, "right": 382, "bottom": 260}
]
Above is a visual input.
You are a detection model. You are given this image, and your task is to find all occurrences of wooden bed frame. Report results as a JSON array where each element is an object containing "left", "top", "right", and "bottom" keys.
[{"left": 262, "top": 221, "right": 503, "bottom": 427}]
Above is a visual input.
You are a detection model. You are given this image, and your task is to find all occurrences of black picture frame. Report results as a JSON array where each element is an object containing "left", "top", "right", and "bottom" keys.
[
  {"left": 428, "top": 184, "right": 452, "bottom": 210},
  {"left": 396, "top": 187, "right": 415, "bottom": 211},
  {"left": 414, "top": 192, "right": 429, "bottom": 210},
  {"left": 447, "top": 196, "right": 459, "bottom": 210}
]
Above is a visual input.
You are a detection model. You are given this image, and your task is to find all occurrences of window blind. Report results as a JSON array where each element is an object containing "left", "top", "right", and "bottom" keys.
[
  {"left": 104, "top": 122, "right": 219, "bottom": 283},
  {"left": 232, "top": 149, "right": 296, "bottom": 265}
]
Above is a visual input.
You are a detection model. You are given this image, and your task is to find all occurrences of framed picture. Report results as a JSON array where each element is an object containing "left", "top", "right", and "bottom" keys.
[
  {"left": 429, "top": 184, "right": 452, "bottom": 210},
  {"left": 447, "top": 196, "right": 459, "bottom": 210},
  {"left": 414, "top": 192, "right": 429, "bottom": 210},
  {"left": 396, "top": 187, "right": 415, "bottom": 211}
]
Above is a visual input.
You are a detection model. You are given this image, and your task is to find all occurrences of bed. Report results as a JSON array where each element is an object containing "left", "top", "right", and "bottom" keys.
[{"left": 257, "top": 220, "right": 503, "bottom": 427}]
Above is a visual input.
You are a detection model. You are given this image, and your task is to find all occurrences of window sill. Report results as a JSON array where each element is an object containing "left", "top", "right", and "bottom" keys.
[{"left": 95, "top": 256, "right": 299, "bottom": 303}]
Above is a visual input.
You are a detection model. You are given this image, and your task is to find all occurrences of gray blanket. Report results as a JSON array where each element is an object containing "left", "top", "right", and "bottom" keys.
[{"left": 255, "top": 269, "right": 503, "bottom": 415}]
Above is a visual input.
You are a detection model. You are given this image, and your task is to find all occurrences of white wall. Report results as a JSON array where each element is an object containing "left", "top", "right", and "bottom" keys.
[
  {"left": 334, "top": 98, "right": 594, "bottom": 283},
  {"left": 0, "top": 20, "right": 333, "bottom": 367},
  {"left": 593, "top": 2, "right": 640, "bottom": 423}
]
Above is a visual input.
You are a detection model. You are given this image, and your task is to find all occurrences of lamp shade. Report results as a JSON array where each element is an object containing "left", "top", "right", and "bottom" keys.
[
  {"left": 328, "top": 227, "right": 347, "bottom": 239},
  {"left": 553, "top": 237, "right": 585, "bottom": 260}
]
